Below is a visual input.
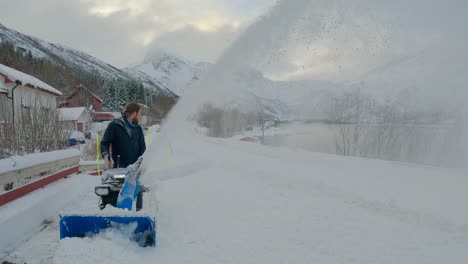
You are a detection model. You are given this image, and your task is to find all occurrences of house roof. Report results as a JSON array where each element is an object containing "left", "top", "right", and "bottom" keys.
[
  {"left": 0, "top": 88, "right": 8, "bottom": 94},
  {"left": 87, "top": 90, "right": 103, "bottom": 102},
  {"left": 68, "top": 86, "right": 103, "bottom": 102},
  {"left": 58, "top": 107, "right": 88, "bottom": 121},
  {"left": 0, "top": 63, "right": 62, "bottom": 96},
  {"left": 92, "top": 112, "right": 117, "bottom": 122}
]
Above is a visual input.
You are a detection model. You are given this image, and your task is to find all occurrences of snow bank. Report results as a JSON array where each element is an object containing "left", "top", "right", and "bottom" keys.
[
  {"left": 79, "top": 159, "right": 105, "bottom": 166},
  {"left": 0, "top": 149, "right": 80, "bottom": 175},
  {"left": 54, "top": 230, "right": 149, "bottom": 264},
  {"left": 0, "top": 174, "right": 97, "bottom": 260}
]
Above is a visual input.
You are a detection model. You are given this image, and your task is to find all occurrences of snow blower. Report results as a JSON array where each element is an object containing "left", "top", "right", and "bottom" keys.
[{"left": 59, "top": 157, "right": 156, "bottom": 247}]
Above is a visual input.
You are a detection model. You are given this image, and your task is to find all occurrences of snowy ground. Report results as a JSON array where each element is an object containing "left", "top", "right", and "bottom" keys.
[
  {"left": 0, "top": 174, "right": 96, "bottom": 261},
  {"left": 2, "top": 128, "right": 468, "bottom": 264}
]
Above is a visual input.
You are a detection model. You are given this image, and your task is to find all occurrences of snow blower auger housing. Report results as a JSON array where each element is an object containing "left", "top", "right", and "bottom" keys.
[{"left": 59, "top": 157, "right": 156, "bottom": 247}]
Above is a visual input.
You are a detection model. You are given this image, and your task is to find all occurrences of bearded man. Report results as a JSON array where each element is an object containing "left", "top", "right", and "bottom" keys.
[{"left": 101, "top": 102, "right": 146, "bottom": 168}]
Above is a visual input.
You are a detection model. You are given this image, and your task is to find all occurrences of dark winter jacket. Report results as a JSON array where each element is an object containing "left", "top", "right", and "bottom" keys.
[{"left": 101, "top": 116, "right": 146, "bottom": 168}]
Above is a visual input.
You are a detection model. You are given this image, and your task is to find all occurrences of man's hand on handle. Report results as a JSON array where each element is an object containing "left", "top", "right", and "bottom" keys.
[{"left": 102, "top": 153, "right": 112, "bottom": 169}]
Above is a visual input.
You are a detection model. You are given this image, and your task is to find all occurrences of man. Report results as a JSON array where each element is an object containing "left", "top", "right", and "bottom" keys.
[{"left": 101, "top": 103, "right": 146, "bottom": 168}]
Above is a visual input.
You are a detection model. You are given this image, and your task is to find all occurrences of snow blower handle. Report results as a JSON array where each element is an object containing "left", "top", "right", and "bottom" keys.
[
  {"left": 116, "top": 156, "right": 144, "bottom": 210},
  {"left": 102, "top": 153, "right": 112, "bottom": 169}
]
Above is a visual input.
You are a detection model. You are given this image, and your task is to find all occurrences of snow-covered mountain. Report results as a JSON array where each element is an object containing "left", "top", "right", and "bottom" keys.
[
  {"left": 124, "top": 49, "right": 212, "bottom": 97},
  {"left": 0, "top": 23, "right": 126, "bottom": 79},
  {"left": 0, "top": 23, "right": 168, "bottom": 95},
  {"left": 122, "top": 67, "right": 178, "bottom": 98},
  {"left": 229, "top": 67, "right": 338, "bottom": 121}
]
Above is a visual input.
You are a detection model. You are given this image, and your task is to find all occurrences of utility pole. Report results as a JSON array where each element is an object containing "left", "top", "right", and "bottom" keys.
[
  {"left": 255, "top": 94, "right": 265, "bottom": 145},
  {"left": 245, "top": 90, "right": 266, "bottom": 144},
  {"left": 261, "top": 105, "right": 265, "bottom": 144}
]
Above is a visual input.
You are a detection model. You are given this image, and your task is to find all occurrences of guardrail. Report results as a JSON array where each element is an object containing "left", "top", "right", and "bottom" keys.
[
  {"left": 78, "top": 160, "right": 106, "bottom": 174},
  {"left": 0, "top": 150, "right": 81, "bottom": 206}
]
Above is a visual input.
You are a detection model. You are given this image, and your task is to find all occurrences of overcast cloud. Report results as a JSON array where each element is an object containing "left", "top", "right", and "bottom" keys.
[{"left": 0, "top": 0, "right": 274, "bottom": 67}]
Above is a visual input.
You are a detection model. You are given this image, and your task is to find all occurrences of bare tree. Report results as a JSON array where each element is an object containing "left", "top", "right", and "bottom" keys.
[
  {"left": 328, "top": 89, "right": 373, "bottom": 156},
  {"left": 0, "top": 93, "right": 70, "bottom": 158},
  {"left": 366, "top": 100, "right": 403, "bottom": 159},
  {"left": 0, "top": 96, "right": 14, "bottom": 159},
  {"left": 196, "top": 103, "right": 260, "bottom": 138}
]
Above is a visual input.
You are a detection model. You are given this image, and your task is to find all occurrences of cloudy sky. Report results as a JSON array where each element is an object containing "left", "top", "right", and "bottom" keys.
[
  {"left": 1, "top": 0, "right": 467, "bottom": 95},
  {"left": 0, "top": 0, "right": 275, "bottom": 67}
]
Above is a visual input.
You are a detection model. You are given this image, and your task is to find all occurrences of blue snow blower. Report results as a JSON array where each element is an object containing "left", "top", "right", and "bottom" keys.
[{"left": 59, "top": 157, "right": 156, "bottom": 247}]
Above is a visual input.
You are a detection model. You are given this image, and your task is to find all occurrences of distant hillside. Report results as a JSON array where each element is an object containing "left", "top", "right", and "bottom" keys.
[{"left": 0, "top": 23, "right": 172, "bottom": 99}]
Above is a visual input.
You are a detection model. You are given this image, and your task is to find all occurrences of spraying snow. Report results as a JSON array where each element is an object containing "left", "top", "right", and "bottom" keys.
[{"left": 144, "top": 0, "right": 468, "bottom": 171}]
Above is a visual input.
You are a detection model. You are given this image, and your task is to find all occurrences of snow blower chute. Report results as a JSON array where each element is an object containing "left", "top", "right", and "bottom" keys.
[{"left": 59, "top": 157, "right": 156, "bottom": 247}]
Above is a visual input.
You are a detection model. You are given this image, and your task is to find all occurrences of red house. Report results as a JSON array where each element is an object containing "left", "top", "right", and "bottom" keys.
[{"left": 60, "top": 85, "right": 103, "bottom": 111}]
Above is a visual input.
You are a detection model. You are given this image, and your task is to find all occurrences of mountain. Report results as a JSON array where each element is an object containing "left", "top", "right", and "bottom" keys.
[
  {"left": 229, "top": 67, "right": 339, "bottom": 121},
  {"left": 124, "top": 49, "right": 212, "bottom": 97},
  {"left": 0, "top": 23, "right": 168, "bottom": 96},
  {"left": 123, "top": 63, "right": 178, "bottom": 98},
  {"left": 0, "top": 23, "right": 125, "bottom": 79}
]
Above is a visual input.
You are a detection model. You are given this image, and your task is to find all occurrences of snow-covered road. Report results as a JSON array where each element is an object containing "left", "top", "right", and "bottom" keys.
[
  {"left": 0, "top": 173, "right": 97, "bottom": 261},
  {"left": 2, "top": 134, "right": 468, "bottom": 263}
]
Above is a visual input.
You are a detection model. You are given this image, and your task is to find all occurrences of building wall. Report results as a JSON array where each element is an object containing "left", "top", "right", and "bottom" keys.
[
  {"left": 1, "top": 77, "right": 13, "bottom": 123},
  {"left": 77, "top": 112, "right": 93, "bottom": 132},
  {"left": 0, "top": 94, "right": 12, "bottom": 123},
  {"left": 67, "top": 94, "right": 82, "bottom": 108},
  {"left": 93, "top": 98, "right": 102, "bottom": 111},
  {"left": 60, "top": 121, "right": 76, "bottom": 131},
  {"left": 1, "top": 79, "right": 58, "bottom": 123},
  {"left": 60, "top": 112, "right": 93, "bottom": 132},
  {"left": 67, "top": 90, "right": 102, "bottom": 111},
  {"left": 13, "top": 85, "right": 57, "bottom": 108}
]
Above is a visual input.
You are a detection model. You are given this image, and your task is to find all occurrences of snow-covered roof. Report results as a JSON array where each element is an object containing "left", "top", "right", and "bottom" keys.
[
  {"left": 88, "top": 90, "right": 103, "bottom": 102},
  {"left": 0, "top": 88, "right": 7, "bottom": 94},
  {"left": 0, "top": 63, "right": 62, "bottom": 96},
  {"left": 58, "top": 107, "right": 88, "bottom": 121}
]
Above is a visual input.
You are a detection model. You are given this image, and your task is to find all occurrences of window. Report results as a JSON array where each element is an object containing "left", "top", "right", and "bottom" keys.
[{"left": 22, "top": 105, "right": 31, "bottom": 122}]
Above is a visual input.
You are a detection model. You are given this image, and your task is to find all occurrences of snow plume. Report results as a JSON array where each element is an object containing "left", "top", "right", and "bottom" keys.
[{"left": 143, "top": 0, "right": 468, "bottom": 174}]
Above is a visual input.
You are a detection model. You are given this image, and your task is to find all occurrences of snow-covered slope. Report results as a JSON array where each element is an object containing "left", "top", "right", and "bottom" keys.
[
  {"left": 0, "top": 23, "right": 168, "bottom": 95},
  {"left": 123, "top": 65, "right": 177, "bottom": 98},
  {"left": 125, "top": 49, "right": 212, "bottom": 97},
  {"left": 0, "top": 23, "right": 125, "bottom": 79}
]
